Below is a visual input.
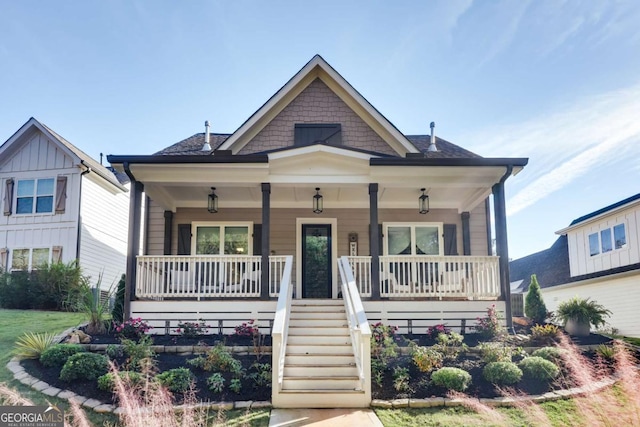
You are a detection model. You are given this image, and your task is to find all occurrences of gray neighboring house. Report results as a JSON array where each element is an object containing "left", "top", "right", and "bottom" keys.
[{"left": 510, "top": 193, "right": 640, "bottom": 337}]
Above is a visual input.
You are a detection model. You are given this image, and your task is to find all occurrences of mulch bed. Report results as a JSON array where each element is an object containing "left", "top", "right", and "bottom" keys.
[{"left": 83, "top": 329, "right": 272, "bottom": 347}]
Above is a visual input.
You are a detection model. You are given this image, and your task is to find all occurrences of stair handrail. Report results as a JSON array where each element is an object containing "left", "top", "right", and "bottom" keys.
[
  {"left": 338, "top": 256, "right": 371, "bottom": 392},
  {"left": 271, "top": 255, "right": 294, "bottom": 392}
]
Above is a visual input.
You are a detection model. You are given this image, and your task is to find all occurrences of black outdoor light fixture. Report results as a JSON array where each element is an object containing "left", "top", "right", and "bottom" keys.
[
  {"left": 419, "top": 188, "right": 429, "bottom": 214},
  {"left": 208, "top": 187, "right": 218, "bottom": 213},
  {"left": 313, "top": 187, "right": 323, "bottom": 214}
]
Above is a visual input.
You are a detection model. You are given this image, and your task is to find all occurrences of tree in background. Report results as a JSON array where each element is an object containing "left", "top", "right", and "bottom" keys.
[
  {"left": 525, "top": 274, "right": 547, "bottom": 325},
  {"left": 111, "top": 274, "right": 126, "bottom": 324}
]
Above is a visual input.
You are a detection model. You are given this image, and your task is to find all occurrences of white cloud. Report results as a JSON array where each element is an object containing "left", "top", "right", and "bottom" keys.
[{"left": 461, "top": 83, "right": 640, "bottom": 216}]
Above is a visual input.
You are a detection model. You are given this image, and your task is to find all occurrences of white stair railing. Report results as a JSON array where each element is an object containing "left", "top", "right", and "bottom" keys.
[
  {"left": 338, "top": 256, "right": 371, "bottom": 393},
  {"left": 271, "top": 256, "right": 294, "bottom": 393}
]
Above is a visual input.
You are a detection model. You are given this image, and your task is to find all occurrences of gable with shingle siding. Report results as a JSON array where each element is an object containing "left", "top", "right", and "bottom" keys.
[{"left": 238, "top": 79, "right": 397, "bottom": 156}]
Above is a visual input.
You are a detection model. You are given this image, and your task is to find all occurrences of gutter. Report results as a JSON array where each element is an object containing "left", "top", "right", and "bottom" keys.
[{"left": 76, "top": 161, "right": 92, "bottom": 259}]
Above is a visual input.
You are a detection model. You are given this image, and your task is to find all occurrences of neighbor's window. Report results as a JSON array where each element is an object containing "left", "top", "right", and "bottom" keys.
[
  {"left": 600, "top": 228, "right": 613, "bottom": 253},
  {"left": 613, "top": 224, "right": 626, "bottom": 249},
  {"left": 10, "top": 248, "right": 50, "bottom": 271},
  {"left": 385, "top": 223, "right": 442, "bottom": 256},
  {"left": 16, "top": 178, "right": 54, "bottom": 214},
  {"left": 588, "top": 233, "right": 600, "bottom": 256},
  {"left": 193, "top": 223, "right": 251, "bottom": 255}
]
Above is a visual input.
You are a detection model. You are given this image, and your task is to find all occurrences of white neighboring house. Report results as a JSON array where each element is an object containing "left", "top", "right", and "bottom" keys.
[
  {"left": 0, "top": 117, "right": 130, "bottom": 292},
  {"left": 510, "top": 193, "right": 640, "bottom": 337}
]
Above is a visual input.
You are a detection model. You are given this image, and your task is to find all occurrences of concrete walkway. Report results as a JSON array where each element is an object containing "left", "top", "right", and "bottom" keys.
[{"left": 269, "top": 408, "right": 384, "bottom": 427}]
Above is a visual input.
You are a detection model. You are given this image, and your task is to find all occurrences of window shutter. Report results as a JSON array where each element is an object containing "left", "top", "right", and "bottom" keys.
[
  {"left": 253, "top": 224, "right": 262, "bottom": 255},
  {"left": 3, "top": 178, "right": 14, "bottom": 216},
  {"left": 0, "top": 248, "right": 7, "bottom": 270},
  {"left": 55, "top": 176, "right": 67, "bottom": 214},
  {"left": 177, "top": 224, "right": 191, "bottom": 255},
  {"left": 52, "top": 246, "right": 63, "bottom": 263},
  {"left": 444, "top": 224, "right": 458, "bottom": 256}
]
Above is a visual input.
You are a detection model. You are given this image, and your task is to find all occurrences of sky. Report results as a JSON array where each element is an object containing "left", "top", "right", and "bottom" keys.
[{"left": 1, "top": 1, "right": 639, "bottom": 260}]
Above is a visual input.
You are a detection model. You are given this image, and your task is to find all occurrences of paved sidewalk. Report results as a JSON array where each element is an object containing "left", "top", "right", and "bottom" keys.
[{"left": 269, "top": 408, "right": 384, "bottom": 427}]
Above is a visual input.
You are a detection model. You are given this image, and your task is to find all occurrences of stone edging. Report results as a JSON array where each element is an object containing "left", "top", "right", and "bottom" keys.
[{"left": 79, "top": 343, "right": 272, "bottom": 356}]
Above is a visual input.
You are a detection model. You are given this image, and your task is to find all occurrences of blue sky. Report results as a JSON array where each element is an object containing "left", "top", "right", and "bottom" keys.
[{"left": 2, "top": 1, "right": 639, "bottom": 261}]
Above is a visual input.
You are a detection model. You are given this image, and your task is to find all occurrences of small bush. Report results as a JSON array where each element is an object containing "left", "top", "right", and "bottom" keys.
[
  {"left": 105, "top": 344, "right": 124, "bottom": 360},
  {"left": 97, "top": 371, "right": 142, "bottom": 392},
  {"left": 371, "top": 357, "right": 385, "bottom": 387},
  {"left": 33, "top": 261, "right": 87, "bottom": 311},
  {"left": 524, "top": 274, "right": 548, "bottom": 324},
  {"left": 475, "top": 305, "right": 505, "bottom": 339},
  {"left": 483, "top": 361, "right": 523, "bottom": 385},
  {"left": 412, "top": 345, "right": 443, "bottom": 373},
  {"left": 121, "top": 336, "right": 155, "bottom": 371},
  {"left": 426, "top": 324, "right": 450, "bottom": 339},
  {"left": 370, "top": 322, "right": 399, "bottom": 364},
  {"left": 431, "top": 367, "right": 472, "bottom": 392},
  {"left": 207, "top": 373, "right": 225, "bottom": 393},
  {"left": 249, "top": 362, "right": 271, "bottom": 388},
  {"left": 530, "top": 324, "right": 560, "bottom": 344},
  {"left": 531, "top": 346, "right": 566, "bottom": 363},
  {"left": 434, "top": 332, "right": 467, "bottom": 360},
  {"left": 477, "top": 342, "right": 514, "bottom": 363},
  {"left": 0, "top": 271, "right": 32, "bottom": 309},
  {"left": 229, "top": 378, "right": 242, "bottom": 393},
  {"left": 188, "top": 343, "right": 242, "bottom": 374},
  {"left": 13, "top": 332, "right": 57, "bottom": 359},
  {"left": 596, "top": 344, "right": 616, "bottom": 361},
  {"left": 114, "top": 317, "right": 151, "bottom": 340},
  {"left": 111, "top": 274, "right": 126, "bottom": 324},
  {"left": 393, "top": 366, "right": 411, "bottom": 392},
  {"left": 519, "top": 356, "right": 559, "bottom": 382},
  {"left": 40, "top": 344, "right": 85, "bottom": 367},
  {"left": 175, "top": 320, "right": 210, "bottom": 338},
  {"left": 60, "top": 353, "right": 109, "bottom": 382},
  {"left": 155, "top": 368, "right": 194, "bottom": 393}
]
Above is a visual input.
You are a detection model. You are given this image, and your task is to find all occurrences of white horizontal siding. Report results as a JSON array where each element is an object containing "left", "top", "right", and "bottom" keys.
[
  {"left": 78, "top": 174, "right": 128, "bottom": 290},
  {"left": 567, "top": 204, "right": 640, "bottom": 276},
  {"left": 541, "top": 270, "right": 640, "bottom": 338}
]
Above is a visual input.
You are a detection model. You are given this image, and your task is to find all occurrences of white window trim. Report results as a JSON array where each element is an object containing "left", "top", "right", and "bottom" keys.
[
  {"left": 190, "top": 221, "right": 253, "bottom": 255},
  {"left": 587, "top": 221, "right": 628, "bottom": 257},
  {"left": 383, "top": 222, "right": 444, "bottom": 256},
  {"left": 9, "top": 247, "right": 52, "bottom": 271},
  {"left": 15, "top": 178, "right": 55, "bottom": 216}
]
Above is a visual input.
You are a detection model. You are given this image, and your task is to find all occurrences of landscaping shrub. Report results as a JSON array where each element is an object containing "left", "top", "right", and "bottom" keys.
[
  {"left": 114, "top": 317, "right": 151, "bottom": 340},
  {"left": 155, "top": 367, "right": 194, "bottom": 393},
  {"left": 524, "top": 274, "right": 547, "bottom": 325},
  {"left": 105, "top": 344, "right": 124, "bottom": 360},
  {"left": 188, "top": 343, "right": 242, "bottom": 374},
  {"left": 111, "top": 274, "right": 126, "bottom": 324},
  {"left": 0, "top": 271, "right": 32, "bottom": 309},
  {"left": 411, "top": 345, "right": 443, "bottom": 373},
  {"left": 532, "top": 346, "right": 566, "bottom": 363},
  {"left": 431, "top": 367, "right": 472, "bottom": 392},
  {"left": 483, "top": 361, "right": 523, "bottom": 385},
  {"left": 519, "top": 356, "right": 559, "bottom": 383},
  {"left": 393, "top": 366, "right": 411, "bottom": 392},
  {"left": 59, "top": 352, "right": 109, "bottom": 382},
  {"left": 595, "top": 344, "right": 616, "bottom": 361},
  {"left": 434, "top": 331, "right": 467, "bottom": 360},
  {"left": 248, "top": 362, "right": 271, "bottom": 388},
  {"left": 40, "top": 344, "right": 85, "bottom": 367},
  {"left": 475, "top": 304, "right": 506, "bottom": 339},
  {"left": 206, "top": 372, "right": 225, "bottom": 393},
  {"left": 370, "top": 322, "right": 399, "bottom": 364},
  {"left": 477, "top": 342, "right": 514, "bottom": 363},
  {"left": 530, "top": 324, "right": 560, "bottom": 344},
  {"left": 121, "top": 336, "right": 155, "bottom": 371},
  {"left": 97, "top": 371, "right": 142, "bottom": 392},
  {"left": 13, "top": 332, "right": 57, "bottom": 360},
  {"left": 175, "top": 320, "right": 210, "bottom": 338},
  {"left": 426, "top": 324, "right": 450, "bottom": 340}
]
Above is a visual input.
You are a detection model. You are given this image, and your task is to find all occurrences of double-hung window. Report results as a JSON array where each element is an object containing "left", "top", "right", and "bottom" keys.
[
  {"left": 11, "top": 248, "right": 50, "bottom": 271},
  {"left": 384, "top": 223, "right": 443, "bottom": 256},
  {"left": 16, "top": 178, "right": 54, "bottom": 214}
]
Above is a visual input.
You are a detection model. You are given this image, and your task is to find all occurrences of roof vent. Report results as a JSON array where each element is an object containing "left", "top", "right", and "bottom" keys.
[
  {"left": 201, "top": 120, "right": 212, "bottom": 151},
  {"left": 427, "top": 121, "right": 438, "bottom": 152}
]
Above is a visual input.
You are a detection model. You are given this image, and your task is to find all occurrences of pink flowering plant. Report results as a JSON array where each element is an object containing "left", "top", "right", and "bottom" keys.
[
  {"left": 475, "top": 304, "right": 506, "bottom": 339},
  {"left": 175, "top": 320, "right": 210, "bottom": 338},
  {"left": 426, "top": 324, "right": 450, "bottom": 340},
  {"left": 370, "top": 322, "right": 399, "bottom": 363},
  {"left": 234, "top": 319, "right": 260, "bottom": 337},
  {"left": 114, "top": 317, "right": 150, "bottom": 340}
]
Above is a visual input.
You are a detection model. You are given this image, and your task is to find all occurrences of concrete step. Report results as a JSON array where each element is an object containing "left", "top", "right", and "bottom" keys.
[
  {"left": 286, "top": 343, "right": 353, "bottom": 354},
  {"left": 288, "top": 318, "right": 348, "bottom": 328},
  {"left": 287, "top": 335, "right": 351, "bottom": 345},
  {"left": 285, "top": 354, "right": 355, "bottom": 365},
  {"left": 284, "top": 364, "right": 358, "bottom": 377},
  {"left": 282, "top": 376, "right": 361, "bottom": 390},
  {"left": 291, "top": 300, "right": 344, "bottom": 307},
  {"left": 289, "top": 311, "right": 346, "bottom": 319},
  {"left": 272, "top": 391, "right": 369, "bottom": 409},
  {"left": 288, "top": 326, "right": 349, "bottom": 336}
]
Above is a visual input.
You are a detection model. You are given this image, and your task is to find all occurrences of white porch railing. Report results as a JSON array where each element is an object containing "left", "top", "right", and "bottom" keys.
[
  {"left": 135, "top": 255, "right": 289, "bottom": 299},
  {"left": 338, "top": 256, "right": 371, "bottom": 395},
  {"left": 271, "top": 256, "right": 294, "bottom": 393},
  {"left": 346, "top": 255, "right": 500, "bottom": 299}
]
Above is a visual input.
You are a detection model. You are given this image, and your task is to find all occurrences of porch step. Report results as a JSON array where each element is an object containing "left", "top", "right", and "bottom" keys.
[
  {"left": 287, "top": 335, "right": 351, "bottom": 345},
  {"left": 282, "top": 376, "right": 361, "bottom": 390},
  {"left": 289, "top": 311, "right": 346, "bottom": 319},
  {"left": 288, "top": 318, "right": 348, "bottom": 328},
  {"left": 288, "top": 326, "right": 350, "bottom": 336},
  {"left": 286, "top": 344, "right": 353, "bottom": 354},
  {"left": 284, "top": 364, "right": 358, "bottom": 377},
  {"left": 285, "top": 354, "right": 355, "bottom": 365}
]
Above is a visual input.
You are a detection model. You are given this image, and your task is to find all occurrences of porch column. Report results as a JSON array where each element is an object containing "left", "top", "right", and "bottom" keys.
[
  {"left": 461, "top": 211, "right": 471, "bottom": 256},
  {"left": 260, "top": 183, "right": 270, "bottom": 300},
  {"left": 369, "top": 183, "right": 380, "bottom": 300},
  {"left": 124, "top": 179, "right": 144, "bottom": 319},
  {"left": 163, "top": 210, "right": 173, "bottom": 255},
  {"left": 492, "top": 176, "right": 512, "bottom": 329}
]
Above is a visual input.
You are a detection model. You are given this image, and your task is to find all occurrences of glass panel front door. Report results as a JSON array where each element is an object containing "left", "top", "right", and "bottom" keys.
[{"left": 302, "top": 224, "right": 331, "bottom": 298}]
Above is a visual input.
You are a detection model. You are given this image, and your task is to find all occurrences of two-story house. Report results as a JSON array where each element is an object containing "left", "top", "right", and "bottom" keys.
[
  {"left": 107, "top": 55, "right": 527, "bottom": 407},
  {"left": 510, "top": 193, "right": 640, "bottom": 337},
  {"left": 0, "top": 118, "right": 130, "bottom": 292}
]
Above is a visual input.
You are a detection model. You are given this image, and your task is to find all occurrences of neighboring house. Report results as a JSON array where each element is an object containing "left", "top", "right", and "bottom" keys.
[
  {"left": 108, "top": 55, "right": 527, "bottom": 407},
  {"left": 0, "top": 118, "right": 130, "bottom": 292},
  {"left": 510, "top": 193, "right": 640, "bottom": 337}
]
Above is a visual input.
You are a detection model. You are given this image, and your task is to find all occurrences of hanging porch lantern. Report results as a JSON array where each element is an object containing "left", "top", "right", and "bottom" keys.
[
  {"left": 418, "top": 188, "right": 429, "bottom": 214},
  {"left": 313, "top": 187, "right": 323, "bottom": 214},
  {"left": 208, "top": 187, "right": 218, "bottom": 213}
]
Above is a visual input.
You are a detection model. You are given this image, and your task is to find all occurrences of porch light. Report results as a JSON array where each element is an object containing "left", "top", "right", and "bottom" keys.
[
  {"left": 208, "top": 187, "right": 218, "bottom": 213},
  {"left": 313, "top": 187, "right": 323, "bottom": 214},
  {"left": 418, "top": 188, "right": 429, "bottom": 214}
]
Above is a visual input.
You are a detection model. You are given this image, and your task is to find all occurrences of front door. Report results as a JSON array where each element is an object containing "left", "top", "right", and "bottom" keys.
[{"left": 301, "top": 224, "right": 332, "bottom": 298}]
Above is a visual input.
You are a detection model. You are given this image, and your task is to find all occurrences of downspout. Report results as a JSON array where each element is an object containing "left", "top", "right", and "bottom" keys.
[
  {"left": 76, "top": 161, "right": 92, "bottom": 260},
  {"left": 493, "top": 165, "right": 513, "bottom": 332}
]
